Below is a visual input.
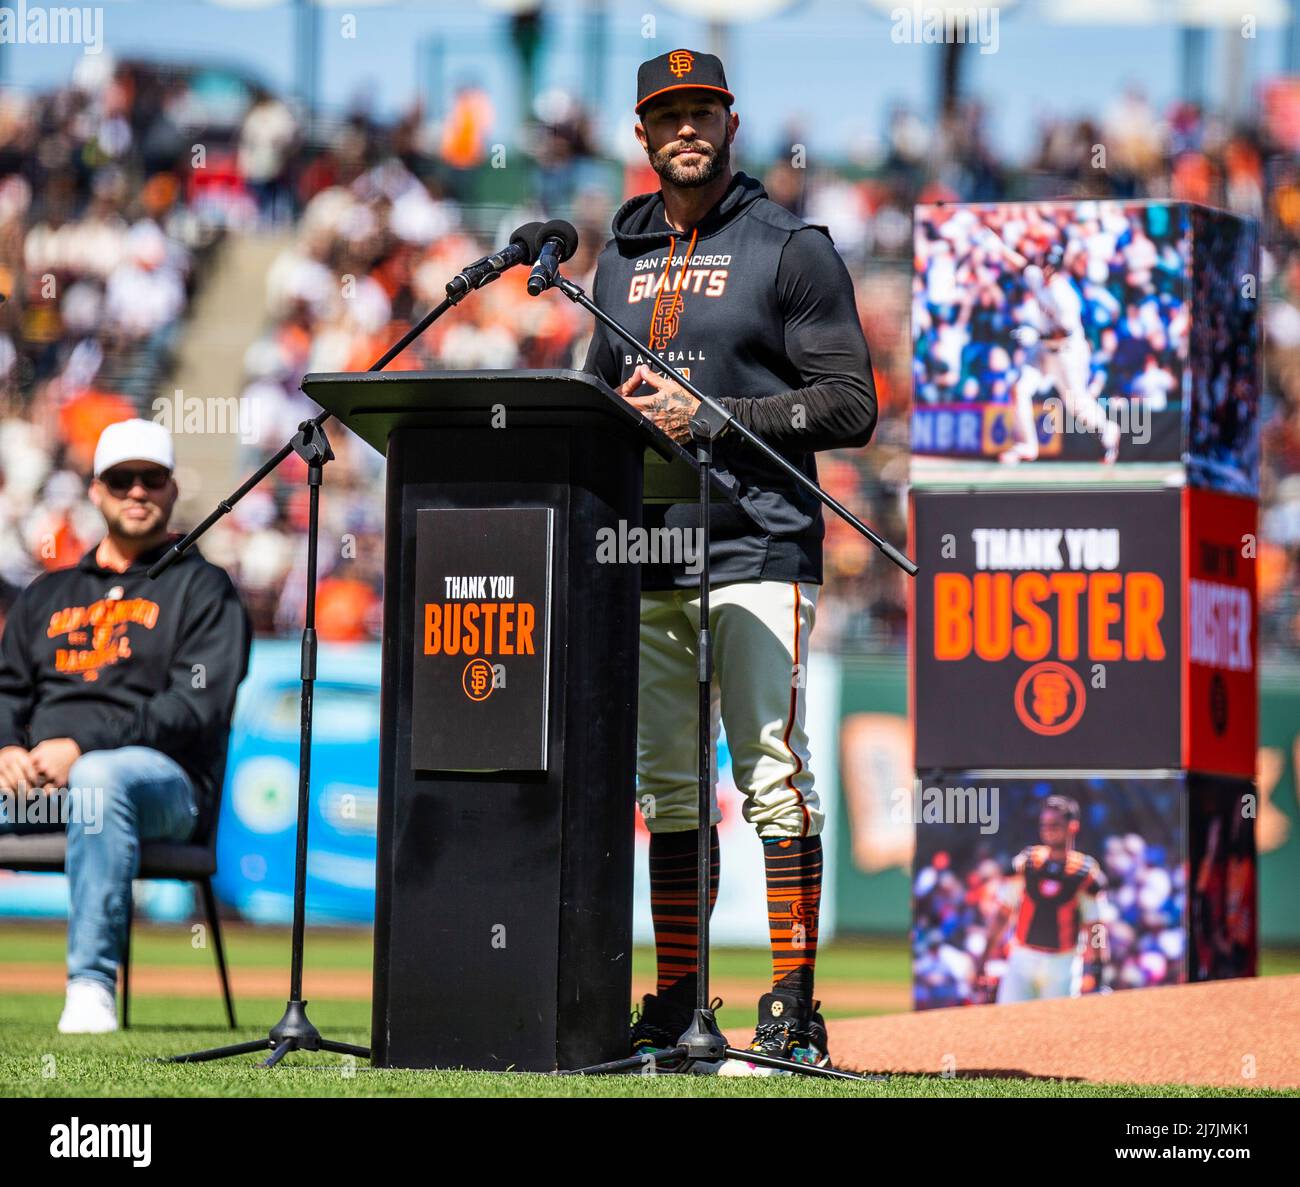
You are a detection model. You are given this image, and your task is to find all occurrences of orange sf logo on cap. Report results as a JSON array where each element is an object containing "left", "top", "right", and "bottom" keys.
[{"left": 668, "top": 50, "right": 694, "bottom": 77}]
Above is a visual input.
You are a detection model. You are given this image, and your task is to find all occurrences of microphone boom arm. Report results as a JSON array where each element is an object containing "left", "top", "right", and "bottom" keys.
[
  {"left": 549, "top": 271, "right": 917, "bottom": 577},
  {"left": 150, "top": 286, "right": 473, "bottom": 579}
]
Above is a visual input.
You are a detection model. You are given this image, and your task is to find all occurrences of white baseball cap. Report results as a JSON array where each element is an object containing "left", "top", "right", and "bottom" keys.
[{"left": 93, "top": 418, "right": 175, "bottom": 478}]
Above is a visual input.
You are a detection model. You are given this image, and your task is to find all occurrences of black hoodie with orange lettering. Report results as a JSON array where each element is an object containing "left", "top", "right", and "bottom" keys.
[
  {"left": 0, "top": 538, "right": 251, "bottom": 818},
  {"left": 583, "top": 171, "right": 878, "bottom": 589}
]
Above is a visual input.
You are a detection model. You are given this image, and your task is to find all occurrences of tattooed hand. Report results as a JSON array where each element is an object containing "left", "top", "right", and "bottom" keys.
[{"left": 617, "top": 364, "right": 700, "bottom": 445}]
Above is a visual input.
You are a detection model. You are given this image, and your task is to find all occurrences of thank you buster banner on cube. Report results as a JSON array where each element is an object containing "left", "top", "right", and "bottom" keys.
[
  {"left": 412, "top": 507, "right": 553, "bottom": 771},
  {"left": 914, "top": 488, "right": 1182, "bottom": 770},
  {"left": 1185, "top": 488, "right": 1257, "bottom": 778}
]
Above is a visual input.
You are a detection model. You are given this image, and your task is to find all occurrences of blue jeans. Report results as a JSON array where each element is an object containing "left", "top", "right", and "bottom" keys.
[{"left": 0, "top": 747, "right": 198, "bottom": 991}]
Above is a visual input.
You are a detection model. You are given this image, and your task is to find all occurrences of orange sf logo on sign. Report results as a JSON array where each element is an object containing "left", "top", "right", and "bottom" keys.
[
  {"left": 1013, "top": 661, "right": 1085, "bottom": 736},
  {"left": 462, "top": 657, "right": 495, "bottom": 702},
  {"left": 668, "top": 50, "right": 694, "bottom": 77}
]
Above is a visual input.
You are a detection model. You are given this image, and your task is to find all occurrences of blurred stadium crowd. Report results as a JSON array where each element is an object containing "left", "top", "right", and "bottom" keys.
[{"left": 0, "top": 60, "right": 1298, "bottom": 649}]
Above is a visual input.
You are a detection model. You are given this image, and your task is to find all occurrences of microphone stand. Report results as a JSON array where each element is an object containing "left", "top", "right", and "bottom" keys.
[
  {"left": 552, "top": 274, "right": 915, "bottom": 577},
  {"left": 160, "top": 264, "right": 501, "bottom": 1067},
  {"left": 539, "top": 268, "right": 913, "bottom": 1080}
]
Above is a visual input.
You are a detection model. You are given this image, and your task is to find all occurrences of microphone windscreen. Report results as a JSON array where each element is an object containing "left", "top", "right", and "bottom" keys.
[
  {"left": 537, "top": 218, "right": 580, "bottom": 261},
  {"left": 510, "top": 221, "right": 545, "bottom": 263}
]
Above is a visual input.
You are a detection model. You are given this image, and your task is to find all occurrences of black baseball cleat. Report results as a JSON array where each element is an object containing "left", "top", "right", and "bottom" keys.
[
  {"left": 718, "top": 990, "right": 832, "bottom": 1077},
  {"left": 629, "top": 991, "right": 695, "bottom": 1059},
  {"left": 630, "top": 990, "right": 726, "bottom": 1073}
]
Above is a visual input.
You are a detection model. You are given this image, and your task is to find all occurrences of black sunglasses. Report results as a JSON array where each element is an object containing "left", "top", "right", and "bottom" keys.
[{"left": 99, "top": 467, "right": 171, "bottom": 496}]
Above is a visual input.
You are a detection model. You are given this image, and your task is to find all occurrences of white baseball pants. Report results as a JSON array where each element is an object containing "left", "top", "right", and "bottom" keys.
[
  {"left": 635, "top": 579, "right": 822, "bottom": 840},
  {"left": 996, "top": 944, "right": 1083, "bottom": 1003}
]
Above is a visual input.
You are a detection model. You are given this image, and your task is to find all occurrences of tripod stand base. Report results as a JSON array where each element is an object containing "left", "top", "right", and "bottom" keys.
[
  {"left": 562, "top": 1045, "right": 881, "bottom": 1082},
  {"left": 558, "top": 1007, "right": 884, "bottom": 1082},
  {"left": 168, "top": 999, "right": 371, "bottom": 1067}
]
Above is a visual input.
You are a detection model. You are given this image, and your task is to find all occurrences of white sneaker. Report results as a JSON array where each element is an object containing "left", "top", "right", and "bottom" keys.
[
  {"left": 717, "top": 1057, "right": 788, "bottom": 1078},
  {"left": 57, "top": 978, "right": 119, "bottom": 1034}
]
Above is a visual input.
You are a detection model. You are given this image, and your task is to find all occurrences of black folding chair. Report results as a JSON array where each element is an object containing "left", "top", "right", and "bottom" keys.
[{"left": 0, "top": 774, "right": 237, "bottom": 1030}]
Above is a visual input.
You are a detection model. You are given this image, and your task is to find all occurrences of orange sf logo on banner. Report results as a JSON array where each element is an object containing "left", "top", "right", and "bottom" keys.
[
  {"left": 462, "top": 657, "right": 494, "bottom": 702},
  {"left": 1014, "top": 661, "right": 1085, "bottom": 736},
  {"left": 668, "top": 50, "right": 694, "bottom": 77}
]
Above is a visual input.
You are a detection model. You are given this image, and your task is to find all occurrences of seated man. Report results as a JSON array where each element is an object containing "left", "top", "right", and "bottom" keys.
[{"left": 0, "top": 419, "right": 251, "bottom": 1033}]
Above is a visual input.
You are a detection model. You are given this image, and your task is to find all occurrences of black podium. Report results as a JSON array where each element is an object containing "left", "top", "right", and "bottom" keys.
[{"left": 303, "top": 369, "right": 671, "bottom": 1071}]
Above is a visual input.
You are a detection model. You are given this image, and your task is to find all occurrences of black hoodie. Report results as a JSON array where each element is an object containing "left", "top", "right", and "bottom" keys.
[
  {"left": 583, "top": 171, "right": 877, "bottom": 589},
  {"left": 0, "top": 538, "right": 251, "bottom": 820}
]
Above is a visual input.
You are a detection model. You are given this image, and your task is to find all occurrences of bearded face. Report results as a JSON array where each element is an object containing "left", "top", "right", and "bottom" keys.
[
  {"left": 638, "top": 94, "right": 735, "bottom": 189},
  {"left": 648, "top": 131, "right": 731, "bottom": 188}
]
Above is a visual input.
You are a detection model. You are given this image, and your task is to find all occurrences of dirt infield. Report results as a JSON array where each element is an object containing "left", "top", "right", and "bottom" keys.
[
  {"left": 0, "top": 964, "right": 375, "bottom": 1001},
  {"left": 0, "top": 964, "right": 908, "bottom": 1013},
  {"left": 821, "top": 975, "right": 1300, "bottom": 1090}
]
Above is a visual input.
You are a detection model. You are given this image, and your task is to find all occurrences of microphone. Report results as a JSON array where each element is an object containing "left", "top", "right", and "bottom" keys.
[
  {"left": 446, "top": 222, "right": 543, "bottom": 298},
  {"left": 526, "top": 219, "right": 579, "bottom": 297}
]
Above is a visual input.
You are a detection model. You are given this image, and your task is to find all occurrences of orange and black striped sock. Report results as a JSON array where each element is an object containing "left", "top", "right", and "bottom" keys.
[
  {"left": 764, "top": 835, "right": 822, "bottom": 1003},
  {"left": 649, "top": 826, "right": 720, "bottom": 998}
]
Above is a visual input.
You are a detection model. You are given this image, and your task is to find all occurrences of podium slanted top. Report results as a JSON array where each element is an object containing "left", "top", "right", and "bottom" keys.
[{"left": 300, "top": 368, "right": 680, "bottom": 461}]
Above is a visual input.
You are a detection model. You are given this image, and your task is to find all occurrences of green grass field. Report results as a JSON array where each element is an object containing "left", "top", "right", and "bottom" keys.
[{"left": 2, "top": 924, "right": 1297, "bottom": 1098}]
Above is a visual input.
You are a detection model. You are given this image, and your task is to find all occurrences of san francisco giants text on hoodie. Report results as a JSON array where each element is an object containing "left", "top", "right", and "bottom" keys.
[{"left": 0, "top": 538, "right": 251, "bottom": 818}]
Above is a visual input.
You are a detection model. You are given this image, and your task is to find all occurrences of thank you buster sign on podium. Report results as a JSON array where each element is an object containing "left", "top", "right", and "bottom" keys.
[{"left": 412, "top": 507, "right": 553, "bottom": 771}]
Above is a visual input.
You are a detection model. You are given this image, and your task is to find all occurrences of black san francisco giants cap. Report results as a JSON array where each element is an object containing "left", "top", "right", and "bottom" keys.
[{"left": 635, "top": 48, "right": 734, "bottom": 115}]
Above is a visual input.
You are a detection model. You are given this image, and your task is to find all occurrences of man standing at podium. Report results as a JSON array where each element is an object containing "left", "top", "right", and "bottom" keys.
[{"left": 583, "top": 49, "right": 878, "bottom": 1073}]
